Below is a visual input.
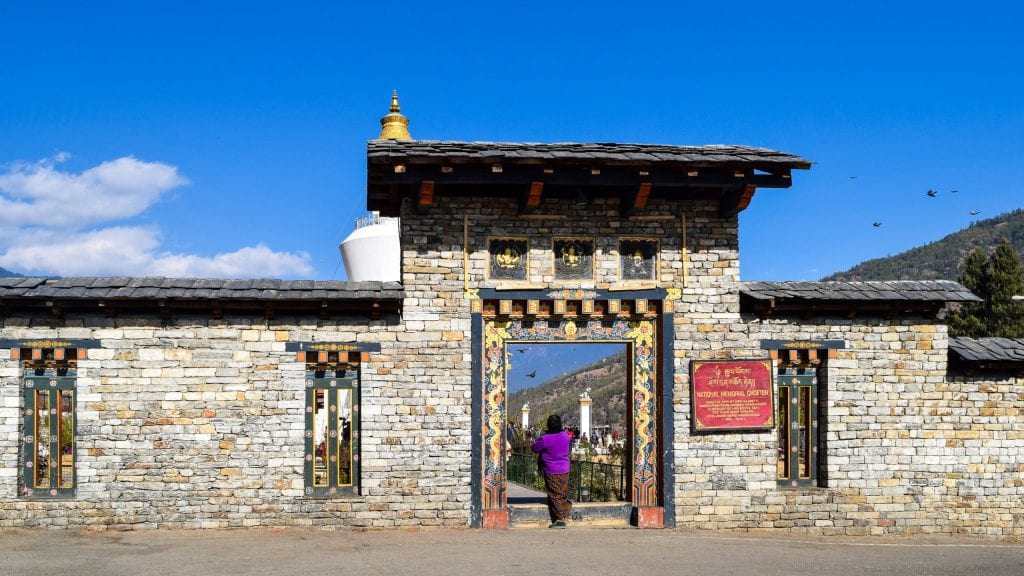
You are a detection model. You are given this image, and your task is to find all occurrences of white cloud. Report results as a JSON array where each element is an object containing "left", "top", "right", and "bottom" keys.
[
  {"left": 0, "top": 155, "right": 315, "bottom": 278},
  {"left": 0, "top": 227, "right": 160, "bottom": 276},
  {"left": 0, "top": 155, "right": 187, "bottom": 229},
  {"left": 149, "top": 244, "right": 314, "bottom": 278}
]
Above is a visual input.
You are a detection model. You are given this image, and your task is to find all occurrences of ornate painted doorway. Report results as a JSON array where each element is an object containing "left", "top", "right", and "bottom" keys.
[{"left": 470, "top": 289, "right": 674, "bottom": 528}]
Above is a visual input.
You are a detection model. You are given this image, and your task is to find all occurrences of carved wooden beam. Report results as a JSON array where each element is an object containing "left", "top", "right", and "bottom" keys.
[
  {"left": 416, "top": 180, "right": 435, "bottom": 213},
  {"left": 621, "top": 182, "right": 652, "bottom": 217},
  {"left": 519, "top": 181, "right": 544, "bottom": 213},
  {"left": 719, "top": 184, "right": 757, "bottom": 218}
]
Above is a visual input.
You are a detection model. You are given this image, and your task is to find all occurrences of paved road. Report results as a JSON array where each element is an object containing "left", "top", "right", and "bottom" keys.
[{"left": 1, "top": 527, "right": 1022, "bottom": 576}]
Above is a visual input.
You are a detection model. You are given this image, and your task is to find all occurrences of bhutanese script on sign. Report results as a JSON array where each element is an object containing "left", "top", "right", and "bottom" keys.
[{"left": 690, "top": 359, "right": 774, "bottom": 432}]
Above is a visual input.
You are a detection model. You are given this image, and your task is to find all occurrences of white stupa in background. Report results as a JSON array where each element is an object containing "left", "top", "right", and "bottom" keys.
[{"left": 340, "top": 212, "right": 400, "bottom": 282}]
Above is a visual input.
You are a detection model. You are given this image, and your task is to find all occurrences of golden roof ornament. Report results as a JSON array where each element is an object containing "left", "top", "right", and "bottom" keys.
[{"left": 377, "top": 90, "right": 412, "bottom": 140}]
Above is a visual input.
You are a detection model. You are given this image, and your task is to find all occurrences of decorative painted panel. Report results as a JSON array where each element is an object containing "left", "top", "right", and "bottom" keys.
[
  {"left": 619, "top": 239, "right": 658, "bottom": 280},
  {"left": 553, "top": 238, "right": 594, "bottom": 280},
  {"left": 488, "top": 237, "right": 528, "bottom": 280}
]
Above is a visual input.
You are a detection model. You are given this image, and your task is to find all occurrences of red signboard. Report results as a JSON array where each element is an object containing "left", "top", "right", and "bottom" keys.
[{"left": 691, "top": 359, "right": 774, "bottom": 432}]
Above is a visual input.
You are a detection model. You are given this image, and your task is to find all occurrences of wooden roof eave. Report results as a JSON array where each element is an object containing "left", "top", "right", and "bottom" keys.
[
  {"left": 0, "top": 296, "right": 402, "bottom": 319},
  {"left": 740, "top": 297, "right": 947, "bottom": 319}
]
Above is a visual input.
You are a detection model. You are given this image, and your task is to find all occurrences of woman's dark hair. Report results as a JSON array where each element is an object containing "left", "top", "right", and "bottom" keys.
[{"left": 546, "top": 414, "right": 563, "bottom": 434}]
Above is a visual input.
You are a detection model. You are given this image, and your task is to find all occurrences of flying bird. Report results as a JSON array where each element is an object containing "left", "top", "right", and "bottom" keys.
[
  {"left": 849, "top": 176, "right": 857, "bottom": 180},
  {"left": 526, "top": 370, "right": 537, "bottom": 378},
  {"left": 970, "top": 210, "right": 981, "bottom": 216},
  {"left": 873, "top": 222, "right": 882, "bottom": 227},
  {"left": 515, "top": 349, "right": 526, "bottom": 353},
  {"left": 926, "top": 189, "right": 937, "bottom": 197},
  {"left": 951, "top": 189, "right": 959, "bottom": 194}
]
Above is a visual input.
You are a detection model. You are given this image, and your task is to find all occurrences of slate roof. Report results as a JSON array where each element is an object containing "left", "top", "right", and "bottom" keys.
[
  {"left": 949, "top": 337, "right": 1024, "bottom": 363},
  {"left": 0, "top": 277, "right": 403, "bottom": 301},
  {"left": 0, "top": 277, "right": 403, "bottom": 317},
  {"left": 740, "top": 280, "right": 981, "bottom": 303},
  {"left": 368, "top": 140, "right": 812, "bottom": 168}
]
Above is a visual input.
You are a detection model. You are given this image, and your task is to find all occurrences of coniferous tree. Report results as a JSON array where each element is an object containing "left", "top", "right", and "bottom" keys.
[
  {"left": 949, "top": 240, "right": 1024, "bottom": 338},
  {"left": 949, "top": 248, "right": 988, "bottom": 337},
  {"left": 985, "top": 240, "right": 1024, "bottom": 338}
]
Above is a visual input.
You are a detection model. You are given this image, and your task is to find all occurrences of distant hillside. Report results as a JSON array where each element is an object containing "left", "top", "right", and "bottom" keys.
[
  {"left": 0, "top": 266, "right": 23, "bottom": 277},
  {"left": 824, "top": 209, "right": 1024, "bottom": 281},
  {"left": 509, "top": 351, "right": 628, "bottom": 435}
]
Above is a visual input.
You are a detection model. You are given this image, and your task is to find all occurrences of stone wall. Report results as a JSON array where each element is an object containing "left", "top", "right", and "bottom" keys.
[
  {"left": 673, "top": 316, "right": 1024, "bottom": 537},
  {"left": 0, "top": 313, "right": 482, "bottom": 529}
]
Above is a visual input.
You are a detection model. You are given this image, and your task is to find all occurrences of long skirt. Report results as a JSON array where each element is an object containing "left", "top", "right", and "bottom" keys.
[{"left": 543, "top": 472, "right": 572, "bottom": 522}]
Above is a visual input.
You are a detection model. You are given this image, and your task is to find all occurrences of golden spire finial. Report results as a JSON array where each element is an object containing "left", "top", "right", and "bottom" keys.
[{"left": 378, "top": 90, "right": 412, "bottom": 140}]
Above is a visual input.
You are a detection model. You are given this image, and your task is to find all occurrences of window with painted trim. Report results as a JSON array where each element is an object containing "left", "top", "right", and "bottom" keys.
[
  {"left": 21, "top": 349, "right": 77, "bottom": 498},
  {"left": 303, "top": 351, "right": 361, "bottom": 497},
  {"left": 774, "top": 347, "right": 828, "bottom": 488}
]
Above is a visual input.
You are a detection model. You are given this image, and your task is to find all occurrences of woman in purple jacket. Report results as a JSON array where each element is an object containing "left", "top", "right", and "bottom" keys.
[{"left": 531, "top": 414, "right": 572, "bottom": 528}]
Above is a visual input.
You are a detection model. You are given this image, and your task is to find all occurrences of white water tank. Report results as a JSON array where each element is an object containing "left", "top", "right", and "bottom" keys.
[{"left": 339, "top": 213, "right": 401, "bottom": 282}]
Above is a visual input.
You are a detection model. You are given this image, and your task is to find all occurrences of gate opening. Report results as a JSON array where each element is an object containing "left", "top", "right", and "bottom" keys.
[
  {"left": 506, "top": 343, "right": 630, "bottom": 505},
  {"left": 473, "top": 293, "right": 669, "bottom": 529}
]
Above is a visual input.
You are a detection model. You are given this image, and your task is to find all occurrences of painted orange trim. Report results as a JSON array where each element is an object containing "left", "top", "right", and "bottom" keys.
[
  {"left": 418, "top": 180, "right": 435, "bottom": 206},
  {"left": 635, "top": 182, "right": 652, "bottom": 209},
  {"left": 526, "top": 181, "right": 544, "bottom": 207}
]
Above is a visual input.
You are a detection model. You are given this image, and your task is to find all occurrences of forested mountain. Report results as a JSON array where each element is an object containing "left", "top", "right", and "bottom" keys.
[
  {"left": 823, "top": 209, "right": 1024, "bottom": 281},
  {"left": 0, "top": 266, "right": 23, "bottom": 277},
  {"left": 509, "top": 351, "right": 628, "bottom": 434}
]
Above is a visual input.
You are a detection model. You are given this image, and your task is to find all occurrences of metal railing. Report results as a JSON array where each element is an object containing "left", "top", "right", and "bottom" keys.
[
  {"left": 354, "top": 212, "right": 399, "bottom": 229},
  {"left": 506, "top": 452, "right": 627, "bottom": 502}
]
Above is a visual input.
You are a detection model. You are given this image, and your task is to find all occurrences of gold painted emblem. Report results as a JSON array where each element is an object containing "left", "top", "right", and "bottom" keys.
[
  {"left": 631, "top": 249, "right": 644, "bottom": 267},
  {"left": 494, "top": 246, "right": 521, "bottom": 269},
  {"left": 560, "top": 243, "right": 582, "bottom": 267},
  {"left": 564, "top": 320, "right": 578, "bottom": 339}
]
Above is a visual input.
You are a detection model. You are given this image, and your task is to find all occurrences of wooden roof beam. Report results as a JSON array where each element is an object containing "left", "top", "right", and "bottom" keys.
[
  {"left": 374, "top": 164, "right": 795, "bottom": 189},
  {"left": 519, "top": 181, "right": 545, "bottom": 214},
  {"left": 621, "top": 182, "right": 652, "bottom": 217},
  {"left": 719, "top": 185, "right": 757, "bottom": 218},
  {"left": 416, "top": 180, "right": 434, "bottom": 213}
]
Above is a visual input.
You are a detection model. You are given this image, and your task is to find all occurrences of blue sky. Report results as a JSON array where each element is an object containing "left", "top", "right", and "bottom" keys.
[
  {"left": 1, "top": 2, "right": 1022, "bottom": 279},
  {"left": 507, "top": 342, "right": 624, "bottom": 395}
]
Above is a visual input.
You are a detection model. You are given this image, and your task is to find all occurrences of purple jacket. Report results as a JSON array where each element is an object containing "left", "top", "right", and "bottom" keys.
[{"left": 531, "top": 430, "right": 571, "bottom": 475}]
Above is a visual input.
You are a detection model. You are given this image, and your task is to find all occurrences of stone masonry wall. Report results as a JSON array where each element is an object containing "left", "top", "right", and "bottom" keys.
[
  {"left": 673, "top": 316, "right": 1024, "bottom": 537},
  {"left": 0, "top": 312, "right": 480, "bottom": 529}
]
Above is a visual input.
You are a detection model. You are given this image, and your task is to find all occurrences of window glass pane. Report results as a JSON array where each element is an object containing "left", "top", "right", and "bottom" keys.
[
  {"left": 799, "top": 386, "right": 811, "bottom": 479},
  {"left": 313, "top": 389, "right": 328, "bottom": 487},
  {"left": 777, "top": 386, "right": 789, "bottom": 479},
  {"left": 337, "top": 389, "right": 352, "bottom": 485},
  {"left": 59, "top": 390, "right": 74, "bottom": 488},
  {"left": 34, "top": 390, "right": 51, "bottom": 488}
]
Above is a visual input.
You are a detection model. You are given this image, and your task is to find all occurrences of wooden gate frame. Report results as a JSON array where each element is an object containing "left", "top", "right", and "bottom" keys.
[{"left": 470, "top": 288, "right": 674, "bottom": 529}]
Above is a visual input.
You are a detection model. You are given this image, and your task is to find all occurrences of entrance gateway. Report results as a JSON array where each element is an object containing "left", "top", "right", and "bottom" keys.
[{"left": 470, "top": 288, "right": 674, "bottom": 529}]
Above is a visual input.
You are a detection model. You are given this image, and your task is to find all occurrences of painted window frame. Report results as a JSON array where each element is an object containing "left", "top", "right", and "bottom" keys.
[
  {"left": 776, "top": 367, "right": 821, "bottom": 488},
  {"left": 303, "top": 356, "right": 361, "bottom": 498},
  {"left": 21, "top": 353, "right": 77, "bottom": 499}
]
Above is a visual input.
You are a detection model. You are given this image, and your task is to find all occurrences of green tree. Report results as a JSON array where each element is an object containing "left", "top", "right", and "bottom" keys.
[
  {"left": 949, "top": 240, "right": 1024, "bottom": 338},
  {"left": 948, "top": 248, "right": 988, "bottom": 337},
  {"left": 985, "top": 240, "right": 1024, "bottom": 337}
]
